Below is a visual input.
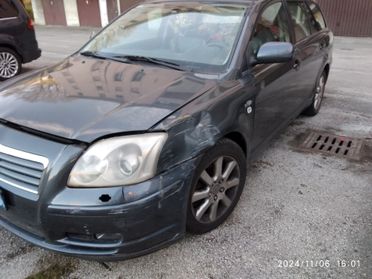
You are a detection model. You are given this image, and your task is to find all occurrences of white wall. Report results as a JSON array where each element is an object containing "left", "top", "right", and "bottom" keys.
[
  {"left": 63, "top": 0, "right": 80, "bottom": 26},
  {"left": 31, "top": 0, "right": 45, "bottom": 25},
  {"left": 117, "top": 0, "right": 121, "bottom": 14},
  {"left": 98, "top": 0, "right": 109, "bottom": 27}
]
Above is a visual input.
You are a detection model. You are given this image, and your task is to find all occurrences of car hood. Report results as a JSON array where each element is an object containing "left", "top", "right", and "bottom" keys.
[{"left": 0, "top": 56, "right": 215, "bottom": 142}]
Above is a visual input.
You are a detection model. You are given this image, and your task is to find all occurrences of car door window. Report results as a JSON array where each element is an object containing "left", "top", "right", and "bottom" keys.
[
  {"left": 308, "top": 2, "right": 327, "bottom": 31},
  {"left": 248, "top": 1, "right": 291, "bottom": 57},
  {"left": 287, "top": 1, "right": 313, "bottom": 42},
  {"left": 0, "top": 0, "right": 19, "bottom": 19}
]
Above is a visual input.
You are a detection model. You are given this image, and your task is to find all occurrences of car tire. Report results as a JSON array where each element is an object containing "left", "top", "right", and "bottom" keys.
[
  {"left": 0, "top": 47, "right": 22, "bottom": 81},
  {"left": 186, "top": 138, "right": 247, "bottom": 234},
  {"left": 303, "top": 71, "right": 328, "bottom": 116}
]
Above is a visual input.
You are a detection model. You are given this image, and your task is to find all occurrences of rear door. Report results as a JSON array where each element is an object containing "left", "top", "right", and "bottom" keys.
[
  {"left": 307, "top": 1, "right": 332, "bottom": 64},
  {"left": 0, "top": 0, "right": 21, "bottom": 35},
  {"left": 286, "top": 0, "right": 325, "bottom": 105}
]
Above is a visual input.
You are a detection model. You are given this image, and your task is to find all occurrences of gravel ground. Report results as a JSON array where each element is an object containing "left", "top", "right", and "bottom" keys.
[{"left": 0, "top": 27, "right": 371, "bottom": 279}]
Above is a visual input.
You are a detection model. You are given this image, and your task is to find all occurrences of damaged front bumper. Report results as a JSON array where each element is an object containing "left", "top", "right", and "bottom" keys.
[
  {"left": 0, "top": 125, "right": 198, "bottom": 261},
  {"left": 0, "top": 160, "right": 196, "bottom": 261}
]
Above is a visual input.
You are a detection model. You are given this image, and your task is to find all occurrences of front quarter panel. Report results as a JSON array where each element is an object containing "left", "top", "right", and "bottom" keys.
[{"left": 153, "top": 79, "right": 257, "bottom": 173}]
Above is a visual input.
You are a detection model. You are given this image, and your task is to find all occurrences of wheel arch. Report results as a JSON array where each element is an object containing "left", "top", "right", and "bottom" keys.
[
  {"left": 223, "top": 131, "right": 248, "bottom": 157},
  {"left": 323, "top": 63, "right": 330, "bottom": 80},
  {"left": 0, "top": 37, "right": 23, "bottom": 63}
]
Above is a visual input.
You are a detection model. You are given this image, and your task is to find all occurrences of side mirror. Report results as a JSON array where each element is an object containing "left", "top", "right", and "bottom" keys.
[{"left": 253, "top": 42, "right": 294, "bottom": 65}]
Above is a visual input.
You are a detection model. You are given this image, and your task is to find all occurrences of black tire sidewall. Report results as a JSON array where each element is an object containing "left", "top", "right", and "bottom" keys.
[
  {"left": 303, "top": 71, "right": 327, "bottom": 116},
  {"left": 186, "top": 139, "right": 247, "bottom": 234},
  {"left": 0, "top": 47, "right": 22, "bottom": 81}
]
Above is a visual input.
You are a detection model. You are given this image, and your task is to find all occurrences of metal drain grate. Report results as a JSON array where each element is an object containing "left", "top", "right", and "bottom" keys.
[{"left": 300, "top": 131, "right": 364, "bottom": 160}]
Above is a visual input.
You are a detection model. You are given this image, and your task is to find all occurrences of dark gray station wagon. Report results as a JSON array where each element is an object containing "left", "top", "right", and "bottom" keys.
[
  {"left": 0, "top": 0, "right": 41, "bottom": 80},
  {"left": 0, "top": 0, "right": 332, "bottom": 260}
]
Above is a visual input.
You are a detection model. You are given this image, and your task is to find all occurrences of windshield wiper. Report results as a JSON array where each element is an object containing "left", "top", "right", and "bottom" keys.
[
  {"left": 112, "top": 55, "right": 184, "bottom": 71},
  {"left": 80, "top": 52, "right": 186, "bottom": 71},
  {"left": 80, "top": 51, "right": 134, "bottom": 64},
  {"left": 80, "top": 51, "right": 108, "bottom": 60}
]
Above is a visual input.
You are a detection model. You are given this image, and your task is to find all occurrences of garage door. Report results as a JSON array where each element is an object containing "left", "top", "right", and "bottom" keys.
[
  {"left": 120, "top": 0, "right": 141, "bottom": 14},
  {"left": 107, "top": 0, "right": 119, "bottom": 22},
  {"left": 77, "top": 0, "right": 101, "bottom": 27},
  {"left": 41, "top": 0, "right": 66, "bottom": 26},
  {"left": 317, "top": 0, "right": 372, "bottom": 37}
]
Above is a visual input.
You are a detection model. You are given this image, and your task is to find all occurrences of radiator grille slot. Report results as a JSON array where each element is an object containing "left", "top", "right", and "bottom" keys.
[{"left": 0, "top": 145, "right": 48, "bottom": 195}]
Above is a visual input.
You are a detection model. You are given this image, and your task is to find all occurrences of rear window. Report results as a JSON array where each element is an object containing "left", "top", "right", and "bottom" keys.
[
  {"left": 287, "top": 1, "right": 313, "bottom": 41},
  {"left": 0, "top": 0, "right": 19, "bottom": 19},
  {"left": 308, "top": 2, "right": 327, "bottom": 30}
]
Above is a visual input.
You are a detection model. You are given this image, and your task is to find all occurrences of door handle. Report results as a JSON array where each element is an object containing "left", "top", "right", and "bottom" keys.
[{"left": 293, "top": 59, "right": 301, "bottom": 70}]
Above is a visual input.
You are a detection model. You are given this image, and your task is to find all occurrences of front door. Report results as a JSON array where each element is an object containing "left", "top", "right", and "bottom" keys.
[{"left": 247, "top": 0, "right": 297, "bottom": 148}]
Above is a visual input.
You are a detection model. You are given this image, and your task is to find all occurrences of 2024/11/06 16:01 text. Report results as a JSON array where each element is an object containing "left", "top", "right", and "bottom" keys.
[{"left": 277, "top": 259, "right": 362, "bottom": 268}]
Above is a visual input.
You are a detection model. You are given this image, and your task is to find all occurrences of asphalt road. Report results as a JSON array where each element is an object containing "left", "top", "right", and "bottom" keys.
[{"left": 1, "top": 26, "right": 371, "bottom": 279}]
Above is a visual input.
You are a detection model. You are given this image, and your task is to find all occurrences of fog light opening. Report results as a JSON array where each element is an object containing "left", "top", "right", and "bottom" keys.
[{"left": 99, "top": 194, "right": 111, "bottom": 203}]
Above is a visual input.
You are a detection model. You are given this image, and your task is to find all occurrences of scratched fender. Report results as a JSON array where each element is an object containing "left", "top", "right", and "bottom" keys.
[{"left": 154, "top": 81, "right": 256, "bottom": 173}]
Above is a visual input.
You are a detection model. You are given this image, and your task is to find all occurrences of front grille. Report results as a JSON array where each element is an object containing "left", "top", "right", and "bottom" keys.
[{"left": 0, "top": 144, "right": 48, "bottom": 194}]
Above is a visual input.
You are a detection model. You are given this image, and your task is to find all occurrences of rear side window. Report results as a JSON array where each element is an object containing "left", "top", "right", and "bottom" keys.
[
  {"left": 287, "top": 1, "right": 313, "bottom": 42},
  {"left": 248, "top": 1, "right": 291, "bottom": 57},
  {"left": 0, "top": 0, "right": 19, "bottom": 19},
  {"left": 308, "top": 2, "right": 327, "bottom": 30}
]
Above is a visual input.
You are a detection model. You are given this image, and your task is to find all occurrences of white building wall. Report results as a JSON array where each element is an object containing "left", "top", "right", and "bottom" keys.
[
  {"left": 98, "top": 0, "right": 109, "bottom": 27},
  {"left": 63, "top": 0, "right": 80, "bottom": 26},
  {"left": 31, "top": 0, "right": 45, "bottom": 25},
  {"left": 117, "top": 0, "right": 121, "bottom": 14}
]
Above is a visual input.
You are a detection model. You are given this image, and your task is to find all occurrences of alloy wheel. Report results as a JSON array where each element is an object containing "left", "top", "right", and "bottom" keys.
[
  {"left": 191, "top": 156, "right": 240, "bottom": 224},
  {"left": 314, "top": 74, "right": 326, "bottom": 110},
  {"left": 0, "top": 51, "right": 19, "bottom": 79}
]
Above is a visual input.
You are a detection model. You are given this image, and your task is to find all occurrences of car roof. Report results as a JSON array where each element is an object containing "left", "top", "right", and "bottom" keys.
[{"left": 143, "top": 0, "right": 264, "bottom": 8}]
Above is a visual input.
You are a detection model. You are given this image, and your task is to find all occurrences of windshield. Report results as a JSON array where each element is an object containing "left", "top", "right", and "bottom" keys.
[{"left": 81, "top": 3, "right": 246, "bottom": 73}]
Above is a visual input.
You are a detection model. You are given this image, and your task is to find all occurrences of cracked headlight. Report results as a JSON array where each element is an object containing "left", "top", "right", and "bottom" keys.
[{"left": 68, "top": 133, "right": 167, "bottom": 187}]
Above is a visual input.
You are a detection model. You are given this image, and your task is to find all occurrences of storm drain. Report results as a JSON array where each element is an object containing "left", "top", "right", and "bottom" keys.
[{"left": 299, "top": 131, "right": 364, "bottom": 160}]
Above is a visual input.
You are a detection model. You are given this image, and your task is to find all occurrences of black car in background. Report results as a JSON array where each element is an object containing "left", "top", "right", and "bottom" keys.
[
  {"left": 0, "top": 0, "right": 41, "bottom": 80},
  {"left": 0, "top": 0, "right": 332, "bottom": 260}
]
